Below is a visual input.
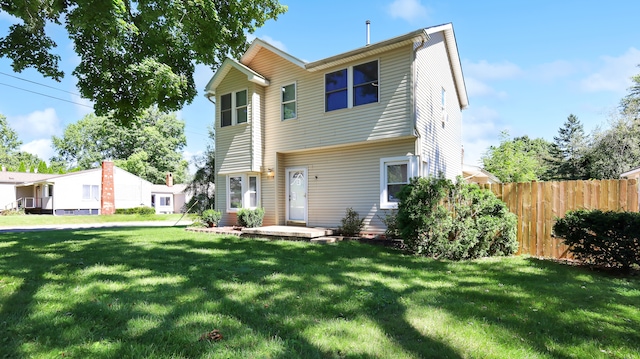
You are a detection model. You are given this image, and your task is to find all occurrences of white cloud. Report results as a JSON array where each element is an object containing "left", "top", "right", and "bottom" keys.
[
  {"left": 461, "top": 106, "right": 503, "bottom": 165},
  {"left": 388, "top": 0, "right": 429, "bottom": 23},
  {"left": 465, "top": 77, "right": 508, "bottom": 99},
  {"left": 463, "top": 60, "right": 522, "bottom": 80},
  {"left": 259, "top": 35, "right": 287, "bottom": 52},
  {"left": 9, "top": 108, "right": 62, "bottom": 139},
  {"left": 20, "top": 139, "right": 55, "bottom": 162},
  {"left": 580, "top": 47, "right": 640, "bottom": 93}
]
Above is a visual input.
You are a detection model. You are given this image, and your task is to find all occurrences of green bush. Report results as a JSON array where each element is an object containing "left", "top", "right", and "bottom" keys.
[
  {"left": 396, "top": 176, "right": 518, "bottom": 260},
  {"left": 115, "top": 206, "right": 156, "bottom": 215},
  {"left": 338, "top": 207, "right": 365, "bottom": 237},
  {"left": 378, "top": 209, "right": 400, "bottom": 239},
  {"left": 237, "top": 208, "right": 265, "bottom": 228},
  {"left": 200, "top": 209, "right": 222, "bottom": 227},
  {"left": 553, "top": 209, "right": 640, "bottom": 273}
]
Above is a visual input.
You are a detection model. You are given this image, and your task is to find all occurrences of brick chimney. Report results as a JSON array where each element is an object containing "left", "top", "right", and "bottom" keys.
[
  {"left": 166, "top": 172, "right": 174, "bottom": 187},
  {"left": 101, "top": 161, "right": 115, "bottom": 215}
]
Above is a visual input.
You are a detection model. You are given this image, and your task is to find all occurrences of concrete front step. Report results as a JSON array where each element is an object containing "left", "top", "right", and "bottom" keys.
[{"left": 241, "top": 225, "right": 333, "bottom": 239}]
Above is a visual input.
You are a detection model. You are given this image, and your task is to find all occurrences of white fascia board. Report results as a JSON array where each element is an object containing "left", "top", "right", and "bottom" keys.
[
  {"left": 241, "top": 38, "right": 307, "bottom": 69},
  {"left": 204, "top": 58, "right": 269, "bottom": 96},
  {"left": 427, "top": 23, "right": 469, "bottom": 109}
]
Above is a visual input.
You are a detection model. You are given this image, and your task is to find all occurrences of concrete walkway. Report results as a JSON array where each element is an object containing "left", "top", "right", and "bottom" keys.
[{"left": 0, "top": 219, "right": 193, "bottom": 233}]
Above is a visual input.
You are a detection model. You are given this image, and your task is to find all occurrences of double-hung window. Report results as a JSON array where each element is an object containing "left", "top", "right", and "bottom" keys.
[
  {"left": 227, "top": 174, "right": 260, "bottom": 212},
  {"left": 282, "top": 83, "right": 297, "bottom": 120},
  {"left": 220, "top": 89, "right": 248, "bottom": 127},
  {"left": 325, "top": 60, "right": 378, "bottom": 112},
  {"left": 82, "top": 185, "right": 99, "bottom": 201},
  {"left": 380, "top": 157, "right": 416, "bottom": 209}
]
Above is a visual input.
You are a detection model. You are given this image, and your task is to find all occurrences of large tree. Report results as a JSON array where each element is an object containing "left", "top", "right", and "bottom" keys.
[
  {"left": 620, "top": 65, "right": 640, "bottom": 120},
  {"left": 0, "top": 1, "right": 287, "bottom": 123},
  {"left": 549, "top": 114, "right": 589, "bottom": 180},
  {"left": 0, "top": 114, "right": 21, "bottom": 167},
  {"left": 51, "top": 107, "right": 188, "bottom": 183},
  {"left": 481, "top": 131, "right": 547, "bottom": 183},
  {"left": 584, "top": 114, "right": 640, "bottom": 179}
]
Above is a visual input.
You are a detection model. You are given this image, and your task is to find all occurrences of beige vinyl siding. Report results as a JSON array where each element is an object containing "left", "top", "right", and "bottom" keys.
[
  {"left": 244, "top": 46, "right": 415, "bottom": 158},
  {"left": 216, "top": 68, "right": 255, "bottom": 174},
  {"left": 414, "top": 33, "right": 463, "bottom": 179},
  {"left": 272, "top": 138, "right": 415, "bottom": 232}
]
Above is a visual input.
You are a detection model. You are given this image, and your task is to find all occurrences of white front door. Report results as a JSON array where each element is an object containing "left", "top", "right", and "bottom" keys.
[{"left": 286, "top": 167, "right": 307, "bottom": 223}]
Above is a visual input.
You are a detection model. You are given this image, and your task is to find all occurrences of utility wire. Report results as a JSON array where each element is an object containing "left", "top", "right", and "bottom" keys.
[
  {"left": 0, "top": 82, "right": 93, "bottom": 108},
  {"left": 0, "top": 71, "right": 82, "bottom": 97}
]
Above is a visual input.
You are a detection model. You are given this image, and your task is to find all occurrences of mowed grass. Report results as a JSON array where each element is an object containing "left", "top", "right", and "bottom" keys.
[
  {"left": 0, "top": 213, "right": 187, "bottom": 227},
  {"left": 1, "top": 227, "right": 639, "bottom": 359}
]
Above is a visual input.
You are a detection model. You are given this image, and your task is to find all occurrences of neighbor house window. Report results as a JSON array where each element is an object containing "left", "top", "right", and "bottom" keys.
[
  {"left": 282, "top": 83, "right": 297, "bottom": 120},
  {"left": 82, "top": 185, "right": 99, "bottom": 200},
  {"left": 380, "top": 157, "right": 416, "bottom": 209},
  {"left": 227, "top": 174, "right": 260, "bottom": 212},
  {"left": 160, "top": 196, "right": 171, "bottom": 206},
  {"left": 220, "top": 89, "right": 248, "bottom": 127},
  {"left": 325, "top": 60, "right": 379, "bottom": 112}
]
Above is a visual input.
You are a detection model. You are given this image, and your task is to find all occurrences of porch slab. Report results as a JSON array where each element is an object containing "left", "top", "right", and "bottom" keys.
[{"left": 241, "top": 225, "right": 333, "bottom": 239}]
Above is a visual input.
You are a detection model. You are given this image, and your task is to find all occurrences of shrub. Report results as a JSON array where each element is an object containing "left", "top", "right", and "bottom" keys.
[
  {"left": 200, "top": 209, "right": 222, "bottom": 227},
  {"left": 115, "top": 206, "right": 156, "bottom": 215},
  {"left": 378, "top": 209, "right": 399, "bottom": 239},
  {"left": 338, "top": 207, "right": 365, "bottom": 237},
  {"left": 397, "top": 176, "right": 517, "bottom": 260},
  {"left": 553, "top": 209, "right": 640, "bottom": 273},
  {"left": 237, "top": 208, "right": 265, "bottom": 228}
]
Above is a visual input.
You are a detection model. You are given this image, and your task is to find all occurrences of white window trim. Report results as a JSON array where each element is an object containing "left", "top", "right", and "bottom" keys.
[
  {"left": 226, "top": 174, "right": 260, "bottom": 212},
  {"left": 220, "top": 88, "right": 249, "bottom": 127},
  {"left": 281, "top": 82, "right": 297, "bottom": 121},
  {"left": 380, "top": 156, "right": 419, "bottom": 209},
  {"left": 324, "top": 59, "right": 379, "bottom": 112}
]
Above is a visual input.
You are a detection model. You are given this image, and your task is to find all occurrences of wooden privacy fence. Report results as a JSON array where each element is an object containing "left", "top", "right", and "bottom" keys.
[{"left": 479, "top": 179, "right": 639, "bottom": 259}]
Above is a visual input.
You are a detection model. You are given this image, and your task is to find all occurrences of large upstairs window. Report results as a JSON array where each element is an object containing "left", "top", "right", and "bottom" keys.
[{"left": 325, "top": 60, "right": 378, "bottom": 112}]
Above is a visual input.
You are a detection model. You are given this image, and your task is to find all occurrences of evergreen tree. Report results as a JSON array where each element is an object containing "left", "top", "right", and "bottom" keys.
[
  {"left": 549, "top": 114, "right": 588, "bottom": 180},
  {"left": 185, "top": 126, "right": 215, "bottom": 213}
]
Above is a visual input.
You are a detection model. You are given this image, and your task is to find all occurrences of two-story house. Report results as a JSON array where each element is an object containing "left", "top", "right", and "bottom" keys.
[{"left": 205, "top": 23, "right": 468, "bottom": 232}]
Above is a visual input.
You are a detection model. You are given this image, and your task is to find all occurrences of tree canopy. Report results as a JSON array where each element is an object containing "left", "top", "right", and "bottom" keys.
[
  {"left": 0, "top": 1, "right": 287, "bottom": 123},
  {"left": 481, "top": 131, "right": 552, "bottom": 183},
  {"left": 51, "top": 107, "right": 188, "bottom": 183},
  {"left": 549, "top": 114, "right": 588, "bottom": 180}
]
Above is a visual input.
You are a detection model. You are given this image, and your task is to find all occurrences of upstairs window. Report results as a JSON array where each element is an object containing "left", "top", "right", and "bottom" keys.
[
  {"left": 220, "top": 89, "right": 248, "bottom": 127},
  {"left": 325, "top": 69, "right": 348, "bottom": 111},
  {"left": 282, "top": 83, "right": 297, "bottom": 120},
  {"left": 325, "top": 60, "right": 379, "bottom": 112},
  {"left": 353, "top": 60, "right": 379, "bottom": 106}
]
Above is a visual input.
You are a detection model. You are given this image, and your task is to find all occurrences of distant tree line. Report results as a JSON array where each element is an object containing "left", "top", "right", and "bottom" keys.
[{"left": 482, "top": 66, "right": 640, "bottom": 182}]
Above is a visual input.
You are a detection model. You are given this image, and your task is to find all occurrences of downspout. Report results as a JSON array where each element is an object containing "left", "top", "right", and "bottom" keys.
[{"left": 412, "top": 33, "right": 428, "bottom": 171}]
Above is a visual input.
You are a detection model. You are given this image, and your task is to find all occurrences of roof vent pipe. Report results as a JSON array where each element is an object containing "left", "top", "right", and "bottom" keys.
[{"left": 366, "top": 20, "right": 371, "bottom": 46}]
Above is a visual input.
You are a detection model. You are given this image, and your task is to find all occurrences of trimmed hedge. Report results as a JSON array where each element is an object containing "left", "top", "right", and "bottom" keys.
[
  {"left": 114, "top": 206, "right": 156, "bottom": 215},
  {"left": 554, "top": 209, "right": 640, "bottom": 273},
  {"left": 237, "top": 208, "right": 265, "bottom": 228}
]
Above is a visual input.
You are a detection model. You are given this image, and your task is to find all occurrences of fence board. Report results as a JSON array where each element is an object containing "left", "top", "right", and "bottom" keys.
[{"left": 485, "top": 179, "right": 638, "bottom": 259}]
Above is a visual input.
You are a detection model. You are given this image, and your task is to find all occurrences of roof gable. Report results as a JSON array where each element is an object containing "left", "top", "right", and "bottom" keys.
[{"left": 204, "top": 58, "right": 270, "bottom": 96}]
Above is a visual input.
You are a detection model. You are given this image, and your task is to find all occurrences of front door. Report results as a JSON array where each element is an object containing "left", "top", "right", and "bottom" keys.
[{"left": 286, "top": 167, "right": 307, "bottom": 223}]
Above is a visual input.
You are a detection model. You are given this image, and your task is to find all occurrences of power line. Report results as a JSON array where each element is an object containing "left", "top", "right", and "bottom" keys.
[
  {"left": 0, "top": 71, "right": 82, "bottom": 97},
  {"left": 0, "top": 82, "right": 93, "bottom": 108}
]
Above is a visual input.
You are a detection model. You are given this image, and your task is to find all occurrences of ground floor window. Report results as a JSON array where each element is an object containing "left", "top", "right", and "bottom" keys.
[
  {"left": 82, "top": 184, "right": 99, "bottom": 200},
  {"left": 380, "top": 156, "right": 419, "bottom": 209},
  {"left": 226, "top": 174, "right": 260, "bottom": 212}
]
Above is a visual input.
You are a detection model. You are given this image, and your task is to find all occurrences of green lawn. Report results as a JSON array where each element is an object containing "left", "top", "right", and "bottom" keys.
[
  {"left": 1, "top": 227, "right": 638, "bottom": 358},
  {"left": 0, "top": 213, "right": 188, "bottom": 227}
]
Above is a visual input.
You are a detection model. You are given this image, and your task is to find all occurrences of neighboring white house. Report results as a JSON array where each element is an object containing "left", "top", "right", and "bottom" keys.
[
  {"left": 205, "top": 22, "right": 468, "bottom": 232},
  {"left": 150, "top": 173, "right": 191, "bottom": 214},
  {"left": 463, "top": 164, "right": 501, "bottom": 185},
  {"left": 0, "top": 162, "right": 153, "bottom": 215}
]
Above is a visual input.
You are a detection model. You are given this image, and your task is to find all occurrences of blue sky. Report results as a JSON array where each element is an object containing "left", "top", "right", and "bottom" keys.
[{"left": 1, "top": 0, "right": 639, "bottom": 170}]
